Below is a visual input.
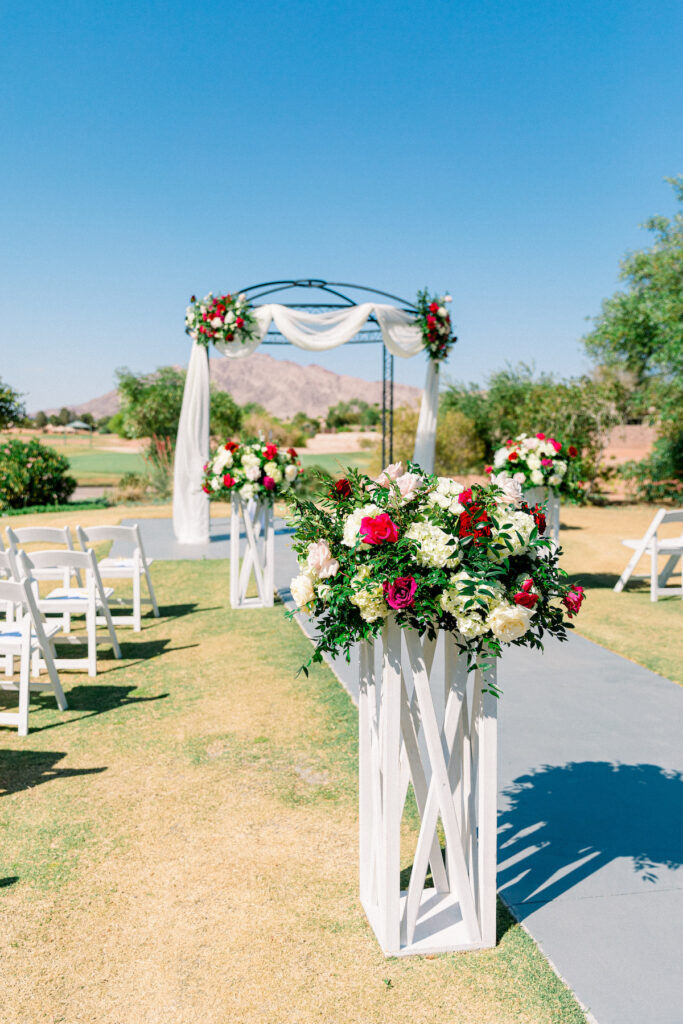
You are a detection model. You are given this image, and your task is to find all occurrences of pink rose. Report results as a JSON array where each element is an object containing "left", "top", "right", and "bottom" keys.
[
  {"left": 306, "top": 539, "right": 339, "bottom": 579},
  {"left": 563, "top": 585, "right": 585, "bottom": 617},
  {"left": 360, "top": 513, "right": 399, "bottom": 545},
  {"left": 550, "top": 439, "right": 562, "bottom": 452},
  {"left": 222, "top": 474, "right": 236, "bottom": 488},
  {"left": 536, "top": 432, "right": 546, "bottom": 440},
  {"left": 383, "top": 576, "right": 417, "bottom": 609},
  {"left": 375, "top": 462, "right": 404, "bottom": 487},
  {"left": 485, "top": 465, "right": 493, "bottom": 474},
  {"left": 262, "top": 476, "right": 276, "bottom": 490},
  {"left": 458, "top": 487, "right": 473, "bottom": 504},
  {"left": 396, "top": 472, "right": 423, "bottom": 501},
  {"left": 541, "top": 458, "right": 553, "bottom": 467}
]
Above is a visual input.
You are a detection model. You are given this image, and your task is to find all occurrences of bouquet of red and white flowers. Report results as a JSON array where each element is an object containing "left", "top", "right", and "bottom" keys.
[
  {"left": 185, "top": 291, "right": 258, "bottom": 348},
  {"left": 202, "top": 440, "right": 303, "bottom": 503},
  {"left": 415, "top": 289, "right": 456, "bottom": 362},
  {"left": 287, "top": 462, "right": 584, "bottom": 680},
  {"left": 488, "top": 433, "right": 581, "bottom": 498}
]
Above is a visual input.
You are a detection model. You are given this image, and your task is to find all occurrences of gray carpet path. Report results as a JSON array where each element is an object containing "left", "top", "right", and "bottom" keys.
[{"left": 118, "top": 517, "right": 683, "bottom": 1024}]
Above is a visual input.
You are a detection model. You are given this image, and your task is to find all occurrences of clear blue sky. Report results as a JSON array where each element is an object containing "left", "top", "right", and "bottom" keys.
[{"left": 2, "top": 0, "right": 682, "bottom": 411}]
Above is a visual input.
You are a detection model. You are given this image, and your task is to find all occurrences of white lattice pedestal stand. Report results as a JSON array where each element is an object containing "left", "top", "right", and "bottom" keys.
[
  {"left": 524, "top": 486, "right": 560, "bottom": 548},
  {"left": 229, "top": 495, "right": 274, "bottom": 609},
  {"left": 358, "top": 617, "right": 498, "bottom": 956}
]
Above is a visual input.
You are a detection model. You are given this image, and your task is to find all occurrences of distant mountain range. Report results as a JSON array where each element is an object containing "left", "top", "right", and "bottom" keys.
[{"left": 43, "top": 352, "right": 422, "bottom": 421}]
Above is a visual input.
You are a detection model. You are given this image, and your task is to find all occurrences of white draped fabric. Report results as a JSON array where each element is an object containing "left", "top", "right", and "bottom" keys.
[{"left": 173, "top": 302, "right": 440, "bottom": 544}]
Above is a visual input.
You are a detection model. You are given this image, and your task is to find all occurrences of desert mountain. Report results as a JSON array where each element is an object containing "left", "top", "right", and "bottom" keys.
[{"left": 44, "top": 352, "right": 422, "bottom": 421}]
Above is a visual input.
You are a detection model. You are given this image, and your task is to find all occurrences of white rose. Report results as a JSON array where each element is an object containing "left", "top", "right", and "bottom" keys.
[
  {"left": 211, "top": 317, "right": 222, "bottom": 328},
  {"left": 494, "top": 448, "right": 509, "bottom": 468},
  {"left": 396, "top": 472, "right": 423, "bottom": 502},
  {"left": 290, "top": 573, "right": 315, "bottom": 609},
  {"left": 530, "top": 469, "right": 544, "bottom": 486},
  {"left": 491, "top": 471, "right": 523, "bottom": 507},
  {"left": 438, "top": 305, "right": 447, "bottom": 316},
  {"left": 245, "top": 465, "right": 261, "bottom": 481},
  {"left": 526, "top": 454, "right": 541, "bottom": 470},
  {"left": 213, "top": 448, "right": 233, "bottom": 472},
  {"left": 443, "top": 294, "right": 452, "bottom": 302},
  {"left": 238, "top": 293, "right": 246, "bottom": 302},
  {"left": 548, "top": 474, "right": 561, "bottom": 486},
  {"left": 225, "top": 311, "right": 235, "bottom": 324},
  {"left": 240, "top": 483, "right": 255, "bottom": 501},
  {"left": 486, "top": 600, "right": 535, "bottom": 643},
  {"left": 555, "top": 461, "right": 567, "bottom": 477},
  {"left": 285, "top": 464, "right": 298, "bottom": 482},
  {"left": 306, "top": 539, "right": 339, "bottom": 579},
  {"left": 210, "top": 476, "right": 221, "bottom": 491}
]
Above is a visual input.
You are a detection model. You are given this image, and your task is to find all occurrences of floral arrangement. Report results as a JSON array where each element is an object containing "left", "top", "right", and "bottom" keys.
[
  {"left": 287, "top": 462, "right": 585, "bottom": 683},
  {"left": 488, "top": 433, "right": 581, "bottom": 498},
  {"left": 415, "top": 289, "right": 456, "bottom": 362},
  {"left": 185, "top": 291, "right": 258, "bottom": 348},
  {"left": 202, "top": 440, "right": 303, "bottom": 503}
]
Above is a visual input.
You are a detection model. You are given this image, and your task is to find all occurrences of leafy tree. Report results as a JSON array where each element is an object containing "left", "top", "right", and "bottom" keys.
[
  {"left": 0, "top": 378, "right": 26, "bottom": 430},
  {"left": 209, "top": 389, "right": 242, "bottom": 439},
  {"left": 34, "top": 410, "right": 47, "bottom": 429},
  {"left": 57, "top": 407, "right": 72, "bottom": 426},
  {"left": 116, "top": 366, "right": 186, "bottom": 442},
  {"left": 583, "top": 176, "right": 683, "bottom": 391},
  {"left": 373, "top": 406, "right": 483, "bottom": 477},
  {"left": 81, "top": 412, "right": 95, "bottom": 427},
  {"left": 327, "top": 399, "right": 380, "bottom": 430}
]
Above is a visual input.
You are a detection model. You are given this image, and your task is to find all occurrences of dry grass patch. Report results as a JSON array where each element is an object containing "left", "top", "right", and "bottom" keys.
[
  {"left": 0, "top": 557, "right": 585, "bottom": 1024},
  {"left": 559, "top": 503, "right": 682, "bottom": 684}
]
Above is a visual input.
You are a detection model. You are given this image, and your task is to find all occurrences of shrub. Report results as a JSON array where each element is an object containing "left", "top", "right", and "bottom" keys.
[
  {"left": 0, "top": 439, "right": 76, "bottom": 511},
  {"left": 114, "top": 472, "right": 150, "bottom": 503},
  {"left": 620, "top": 429, "right": 683, "bottom": 503},
  {"left": 369, "top": 407, "right": 484, "bottom": 477}
]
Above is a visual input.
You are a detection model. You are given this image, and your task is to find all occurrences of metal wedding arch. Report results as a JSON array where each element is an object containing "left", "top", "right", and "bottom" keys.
[{"left": 172, "top": 277, "right": 442, "bottom": 545}]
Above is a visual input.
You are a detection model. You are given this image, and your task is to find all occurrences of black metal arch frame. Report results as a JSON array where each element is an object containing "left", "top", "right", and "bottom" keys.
[{"left": 233, "top": 279, "right": 419, "bottom": 465}]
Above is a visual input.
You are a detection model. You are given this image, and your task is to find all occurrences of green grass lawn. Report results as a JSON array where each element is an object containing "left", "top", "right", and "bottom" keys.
[
  {"left": 299, "top": 449, "right": 374, "bottom": 477},
  {"left": 67, "top": 450, "right": 147, "bottom": 484},
  {"left": 0, "top": 555, "right": 586, "bottom": 1024}
]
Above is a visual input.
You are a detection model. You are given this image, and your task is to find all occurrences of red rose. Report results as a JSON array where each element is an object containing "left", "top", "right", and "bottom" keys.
[
  {"left": 222, "top": 474, "right": 236, "bottom": 488},
  {"left": 563, "top": 585, "right": 585, "bottom": 617},
  {"left": 287, "top": 447, "right": 298, "bottom": 457},
  {"left": 225, "top": 441, "right": 239, "bottom": 452},
  {"left": 536, "top": 432, "right": 545, "bottom": 440},
  {"left": 426, "top": 315, "right": 437, "bottom": 328},
  {"left": 550, "top": 439, "right": 562, "bottom": 452},
  {"left": 262, "top": 476, "right": 276, "bottom": 491},
  {"left": 458, "top": 487, "right": 473, "bottom": 504},
  {"left": 568, "top": 446, "right": 578, "bottom": 458},
  {"left": 202, "top": 484, "right": 210, "bottom": 494},
  {"left": 235, "top": 316, "right": 245, "bottom": 328},
  {"left": 514, "top": 591, "right": 539, "bottom": 608},
  {"left": 508, "top": 451, "right": 519, "bottom": 461},
  {"left": 264, "top": 443, "right": 278, "bottom": 460},
  {"left": 383, "top": 576, "right": 417, "bottom": 609},
  {"left": 334, "top": 478, "right": 352, "bottom": 498},
  {"left": 360, "top": 513, "right": 399, "bottom": 545},
  {"left": 458, "top": 505, "right": 491, "bottom": 544},
  {"left": 485, "top": 465, "right": 493, "bottom": 474},
  {"left": 429, "top": 301, "right": 439, "bottom": 313},
  {"left": 532, "top": 505, "right": 546, "bottom": 534},
  {"left": 520, "top": 577, "right": 534, "bottom": 592},
  {"left": 190, "top": 295, "right": 196, "bottom": 303}
]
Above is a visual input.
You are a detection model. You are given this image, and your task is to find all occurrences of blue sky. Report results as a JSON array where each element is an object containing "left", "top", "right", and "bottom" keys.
[{"left": 1, "top": 0, "right": 682, "bottom": 411}]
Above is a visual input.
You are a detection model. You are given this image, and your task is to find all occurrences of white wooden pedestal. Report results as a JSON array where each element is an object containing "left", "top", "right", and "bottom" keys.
[
  {"left": 358, "top": 617, "right": 498, "bottom": 956},
  {"left": 524, "top": 486, "right": 560, "bottom": 548},
  {"left": 229, "top": 495, "right": 275, "bottom": 609}
]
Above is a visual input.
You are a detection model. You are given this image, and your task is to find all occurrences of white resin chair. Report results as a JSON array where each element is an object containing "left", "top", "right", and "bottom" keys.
[
  {"left": 76, "top": 524, "right": 159, "bottom": 632},
  {"left": 19, "top": 549, "right": 122, "bottom": 676},
  {"left": 614, "top": 509, "right": 683, "bottom": 601},
  {"left": 6, "top": 525, "right": 84, "bottom": 629},
  {"left": 0, "top": 576, "right": 67, "bottom": 736}
]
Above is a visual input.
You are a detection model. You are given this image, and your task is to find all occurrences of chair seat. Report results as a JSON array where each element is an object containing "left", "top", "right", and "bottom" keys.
[
  {"left": 99, "top": 557, "right": 154, "bottom": 571},
  {"left": 622, "top": 539, "right": 683, "bottom": 553},
  {"left": 40, "top": 586, "right": 114, "bottom": 611},
  {"left": 0, "top": 621, "right": 61, "bottom": 647}
]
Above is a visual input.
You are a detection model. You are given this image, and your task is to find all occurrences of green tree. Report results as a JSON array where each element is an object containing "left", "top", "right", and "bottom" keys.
[
  {"left": 34, "top": 410, "right": 47, "bottom": 429},
  {"left": 0, "top": 378, "right": 26, "bottom": 430},
  {"left": 116, "top": 366, "right": 186, "bottom": 441},
  {"left": 583, "top": 176, "right": 683, "bottom": 391},
  {"left": 209, "top": 388, "right": 242, "bottom": 438},
  {"left": 57, "top": 407, "right": 72, "bottom": 426}
]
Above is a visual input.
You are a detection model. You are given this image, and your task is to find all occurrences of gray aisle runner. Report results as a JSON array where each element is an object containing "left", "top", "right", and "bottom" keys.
[{"left": 121, "top": 517, "right": 683, "bottom": 1024}]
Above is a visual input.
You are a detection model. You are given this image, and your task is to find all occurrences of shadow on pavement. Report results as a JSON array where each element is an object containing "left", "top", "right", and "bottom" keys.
[{"left": 498, "top": 761, "right": 683, "bottom": 917}]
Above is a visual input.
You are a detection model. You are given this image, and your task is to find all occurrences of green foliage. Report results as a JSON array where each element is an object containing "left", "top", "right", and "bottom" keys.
[
  {"left": 57, "top": 407, "right": 72, "bottom": 426},
  {"left": 442, "top": 364, "right": 620, "bottom": 492},
  {"left": 106, "top": 410, "right": 127, "bottom": 437},
  {"left": 326, "top": 399, "right": 380, "bottom": 430},
  {"left": 209, "top": 388, "right": 242, "bottom": 438},
  {"left": 583, "top": 176, "right": 683, "bottom": 390},
  {"left": 117, "top": 365, "right": 186, "bottom": 441},
  {"left": 386, "top": 406, "right": 484, "bottom": 476},
  {"left": 142, "top": 434, "right": 174, "bottom": 499},
  {"left": 620, "top": 428, "right": 683, "bottom": 503},
  {"left": 0, "top": 378, "right": 26, "bottom": 430},
  {"left": 0, "top": 439, "right": 77, "bottom": 511},
  {"left": 34, "top": 410, "right": 47, "bottom": 429}
]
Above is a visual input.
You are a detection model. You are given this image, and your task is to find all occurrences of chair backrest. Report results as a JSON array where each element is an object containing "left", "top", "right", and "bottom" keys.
[
  {"left": 0, "top": 547, "right": 20, "bottom": 580},
  {"left": 77, "top": 523, "right": 147, "bottom": 563},
  {"left": 660, "top": 509, "right": 683, "bottom": 528},
  {"left": 19, "top": 547, "right": 108, "bottom": 603},
  {"left": 0, "top": 575, "right": 57, "bottom": 650},
  {"left": 6, "top": 525, "right": 75, "bottom": 554}
]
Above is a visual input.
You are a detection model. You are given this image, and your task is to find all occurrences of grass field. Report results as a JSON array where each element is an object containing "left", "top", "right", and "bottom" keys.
[
  {"left": 0, "top": 551, "right": 586, "bottom": 1024},
  {"left": 298, "top": 449, "right": 374, "bottom": 476},
  {"left": 67, "top": 450, "right": 146, "bottom": 484}
]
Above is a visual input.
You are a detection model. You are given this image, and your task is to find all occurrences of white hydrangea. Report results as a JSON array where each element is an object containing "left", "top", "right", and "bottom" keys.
[
  {"left": 493, "top": 447, "right": 510, "bottom": 468},
  {"left": 530, "top": 469, "right": 544, "bottom": 486},
  {"left": 213, "top": 448, "right": 233, "bottom": 473},
  {"left": 548, "top": 474, "right": 561, "bottom": 486},
  {"left": 527, "top": 454, "right": 541, "bottom": 470},
  {"left": 210, "top": 475, "right": 222, "bottom": 491},
  {"left": 349, "top": 565, "right": 387, "bottom": 622},
  {"left": 490, "top": 510, "right": 536, "bottom": 558},
  {"left": 405, "top": 521, "right": 460, "bottom": 568},
  {"left": 342, "top": 503, "right": 381, "bottom": 547},
  {"left": 554, "top": 460, "right": 567, "bottom": 477},
  {"left": 244, "top": 464, "right": 261, "bottom": 481},
  {"left": 486, "top": 600, "right": 535, "bottom": 643},
  {"left": 240, "top": 482, "right": 256, "bottom": 501},
  {"left": 456, "top": 615, "right": 490, "bottom": 640},
  {"left": 241, "top": 452, "right": 260, "bottom": 469},
  {"left": 439, "top": 571, "right": 502, "bottom": 618},
  {"left": 427, "top": 477, "right": 465, "bottom": 515},
  {"left": 264, "top": 460, "right": 278, "bottom": 477}
]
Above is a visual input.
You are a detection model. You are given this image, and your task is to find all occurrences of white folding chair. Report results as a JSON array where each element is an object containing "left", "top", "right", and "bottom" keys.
[
  {"left": 0, "top": 576, "right": 67, "bottom": 736},
  {"left": 614, "top": 508, "right": 683, "bottom": 601},
  {"left": 6, "top": 526, "right": 84, "bottom": 629},
  {"left": 19, "top": 549, "right": 122, "bottom": 677},
  {"left": 76, "top": 524, "right": 159, "bottom": 632}
]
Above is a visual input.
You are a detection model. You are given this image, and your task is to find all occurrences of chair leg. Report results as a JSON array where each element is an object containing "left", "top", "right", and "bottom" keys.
[
  {"left": 651, "top": 543, "right": 658, "bottom": 602},
  {"left": 87, "top": 607, "right": 97, "bottom": 677},
  {"left": 18, "top": 636, "right": 30, "bottom": 736},
  {"left": 144, "top": 567, "right": 160, "bottom": 617},
  {"left": 44, "top": 641, "right": 68, "bottom": 711},
  {"left": 133, "top": 570, "right": 141, "bottom": 632}
]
